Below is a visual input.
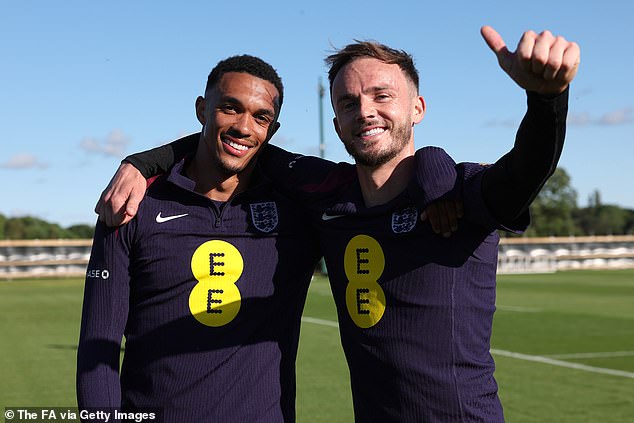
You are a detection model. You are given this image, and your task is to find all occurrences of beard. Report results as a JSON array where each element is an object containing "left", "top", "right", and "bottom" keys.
[{"left": 343, "top": 120, "right": 412, "bottom": 168}]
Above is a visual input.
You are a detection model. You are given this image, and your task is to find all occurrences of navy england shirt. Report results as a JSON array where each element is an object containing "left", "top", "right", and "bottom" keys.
[
  {"left": 77, "top": 160, "right": 321, "bottom": 422},
  {"left": 317, "top": 156, "right": 523, "bottom": 423},
  {"left": 263, "top": 147, "right": 524, "bottom": 422}
]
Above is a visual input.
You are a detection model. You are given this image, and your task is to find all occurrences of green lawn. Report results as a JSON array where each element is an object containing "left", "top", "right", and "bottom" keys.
[
  {"left": 296, "top": 270, "right": 634, "bottom": 422},
  {"left": 491, "top": 270, "right": 634, "bottom": 423},
  {"left": 0, "top": 279, "right": 83, "bottom": 406},
  {"left": 1, "top": 270, "right": 633, "bottom": 422}
]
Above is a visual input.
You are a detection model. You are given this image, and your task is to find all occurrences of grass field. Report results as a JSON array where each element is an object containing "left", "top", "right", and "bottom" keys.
[{"left": 1, "top": 270, "right": 633, "bottom": 422}]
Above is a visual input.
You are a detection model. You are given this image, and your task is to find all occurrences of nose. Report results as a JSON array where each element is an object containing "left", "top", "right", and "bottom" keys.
[
  {"left": 357, "top": 97, "right": 376, "bottom": 121},
  {"left": 231, "top": 112, "right": 251, "bottom": 137}
]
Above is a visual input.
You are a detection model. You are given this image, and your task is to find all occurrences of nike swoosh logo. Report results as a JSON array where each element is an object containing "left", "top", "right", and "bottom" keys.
[
  {"left": 155, "top": 212, "right": 189, "bottom": 223},
  {"left": 321, "top": 212, "right": 346, "bottom": 221}
]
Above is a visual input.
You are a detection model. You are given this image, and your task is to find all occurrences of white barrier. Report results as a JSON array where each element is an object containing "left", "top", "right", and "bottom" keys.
[
  {"left": 498, "top": 235, "right": 634, "bottom": 274},
  {"left": 2, "top": 236, "right": 633, "bottom": 278},
  {"left": 0, "top": 239, "right": 92, "bottom": 279}
]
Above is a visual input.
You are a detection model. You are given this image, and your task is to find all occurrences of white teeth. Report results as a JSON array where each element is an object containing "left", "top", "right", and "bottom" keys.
[
  {"left": 226, "top": 140, "right": 249, "bottom": 151},
  {"left": 360, "top": 127, "right": 385, "bottom": 137}
]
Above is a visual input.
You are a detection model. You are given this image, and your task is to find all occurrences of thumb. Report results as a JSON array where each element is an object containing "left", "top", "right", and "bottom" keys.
[{"left": 481, "top": 25, "right": 512, "bottom": 71}]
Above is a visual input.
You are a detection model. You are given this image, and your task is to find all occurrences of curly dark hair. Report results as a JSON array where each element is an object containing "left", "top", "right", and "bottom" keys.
[
  {"left": 205, "top": 55, "right": 284, "bottom": 110},
  {"left": 325, "top": 41, "right": 419, "bottom": 92}
]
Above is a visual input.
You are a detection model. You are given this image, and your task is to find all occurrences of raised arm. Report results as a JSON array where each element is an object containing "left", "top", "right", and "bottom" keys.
[{"left": 479, "top": 26, "right": 580, "bottom": 225}]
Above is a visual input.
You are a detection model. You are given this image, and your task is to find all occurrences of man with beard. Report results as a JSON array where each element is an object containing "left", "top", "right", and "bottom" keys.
[{"left": 95, "top": 26, "right": 579, "bottom": 422}]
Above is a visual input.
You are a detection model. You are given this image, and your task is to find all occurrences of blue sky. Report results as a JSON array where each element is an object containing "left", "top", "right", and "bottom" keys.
[{"left": 1, "top": 1, "right": 632, "bottom": 227}]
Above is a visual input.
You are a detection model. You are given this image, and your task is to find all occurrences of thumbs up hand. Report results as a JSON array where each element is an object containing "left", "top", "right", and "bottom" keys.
[{"left": 481, "top": 26, "right": 580, "bottom": 95}]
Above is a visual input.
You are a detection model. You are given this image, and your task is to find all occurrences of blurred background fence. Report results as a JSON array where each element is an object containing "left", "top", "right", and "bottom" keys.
[{"left": 2, "top": 236, "right": 634, "bottom": 279}]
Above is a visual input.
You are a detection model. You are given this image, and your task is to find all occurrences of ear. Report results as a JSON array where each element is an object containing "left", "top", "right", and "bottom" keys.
[
  {"left": 266, "top": 121, "right": 280, "bottom": 141},
  {"left": 412, "top": 95, "right": 426, "bottom": 125},
  {"left": 195, "top": 96, "right": 206, "bottom": 125},
  {"left": 332, "top": 117, "right": 342, "bottom": 139}
]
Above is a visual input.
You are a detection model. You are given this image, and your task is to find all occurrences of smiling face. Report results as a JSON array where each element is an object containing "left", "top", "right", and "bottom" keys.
[
  {"left": 195, "top": 71, "right": 280, "bottom": 177},
  {"left": 331, "top": 57, "right": 425, "bottom": 168}
]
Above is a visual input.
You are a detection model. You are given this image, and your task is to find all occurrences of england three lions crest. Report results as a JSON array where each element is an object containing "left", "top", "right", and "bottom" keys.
[
  {"left": 392, "top": 207, "right": 417, "bottom": 233},
  {"left": 250, "top": 202, "right": 279, "bottom": 233}
]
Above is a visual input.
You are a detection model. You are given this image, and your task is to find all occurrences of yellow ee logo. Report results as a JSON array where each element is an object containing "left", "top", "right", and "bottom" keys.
[
  {"left": 189, "top": 240, "right": 243, "bottom": 327},
  {"left": 344, "top": 235, "right": 386, "bottom": 328}
]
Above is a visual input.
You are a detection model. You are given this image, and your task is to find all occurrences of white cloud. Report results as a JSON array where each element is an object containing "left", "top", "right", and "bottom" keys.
[
  {"left": 80, "top": 129, "right": 131, "bottom": 157},
  {"left": 599, "top": 108, "right": 633, "bottom": 125},
  {"left": 0, "top": 153, "right": 48, "bottom": 169},
  {"left": 484, "top": 107, "right": 633, "bottom": 128},
  {"left": 568, "top": 108, "right": 633, "bottom": 126},
  {"left": 567, "top": 112, "right": 592, "bottom": 126}
]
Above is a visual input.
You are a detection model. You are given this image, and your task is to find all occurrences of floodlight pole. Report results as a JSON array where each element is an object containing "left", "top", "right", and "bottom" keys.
[
  {"left": 318, "top": 77, "right": 325, "bottom": 159},
  {"left": 317, "top": 77, "right": 328, "bottom": 275}
]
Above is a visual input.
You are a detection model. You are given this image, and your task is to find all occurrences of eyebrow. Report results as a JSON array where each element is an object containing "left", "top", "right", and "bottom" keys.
[
  {"left": 367, "top": 85, "right": 391, "bottom": 93},
  {"left": 335, "top": 86, "right": 393, "bottom": 105},
  {"left": 256, "top": 108, "right": 276, "bottom": 118},
  {"left": 335, "top": 93, "right": 357, "bottom": 106},
  {"left": 220, "top": 95, "right": 276, "bottom": 117}
]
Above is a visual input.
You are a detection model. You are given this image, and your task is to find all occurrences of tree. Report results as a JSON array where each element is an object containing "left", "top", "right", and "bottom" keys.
[
  {"left": 625, "top": 209, "right": 634, "bottom": 235},
  {"left": 594, "top": 205, "right": 628, "bottom": 235},
  {"left": 20, "top": 216, "right": 57, "bottom": 239},
  {"left": 66, "top": 224, "right": 95, "bottom": 239},
  {"left": 4, "top": 218, "right": 26, "bottom": 239},
  {"left": 575, "top": 190, "right": 631, "bottom": 235},
  {"left": 1, "top": 216, "right": 89, "bottom": 239},
  {"left": 525, "top": 167, "right": 578, "bottom": 236}
]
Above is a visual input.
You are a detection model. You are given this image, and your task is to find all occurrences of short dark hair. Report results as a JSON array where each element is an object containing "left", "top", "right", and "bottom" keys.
[
  {"left": 325, "top": 41, "right": 419, "bottom": 92},
  {"left": 205, "top": 55, "right": 284, "bottom": 110}
]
